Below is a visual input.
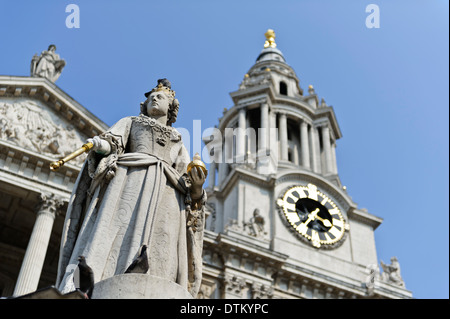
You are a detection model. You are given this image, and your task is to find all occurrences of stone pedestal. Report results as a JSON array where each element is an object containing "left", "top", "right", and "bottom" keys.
[
  {"left": 91, "top": 274, "right": 193, "bottom": 299},
  {"left": 13, "top": 286, "right": 86, "bottom": 299}
]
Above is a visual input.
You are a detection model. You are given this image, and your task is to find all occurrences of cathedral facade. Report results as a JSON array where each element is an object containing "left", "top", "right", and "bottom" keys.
[{"left": 0, "top": 31, "right": 412, "bottom": 299}]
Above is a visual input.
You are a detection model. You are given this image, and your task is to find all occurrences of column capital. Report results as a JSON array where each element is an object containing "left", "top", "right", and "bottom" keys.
[
  {"left": 36, "top": 193, "right": 65, "bottom": 218},
  {"left": 260, "top": 101, "right": 269, "bottom": 109},
  {"left": 257, "top": 97, "right": 268, "bottom": 105},
  {"left": 299, "top": 116, "right": 312, "bottom": 126},
  {"left": 237, "top": 104, "right": 247, "bottom": 111},
  {"left": 315, "top": 122, "right": 329, "bottom": 129}
]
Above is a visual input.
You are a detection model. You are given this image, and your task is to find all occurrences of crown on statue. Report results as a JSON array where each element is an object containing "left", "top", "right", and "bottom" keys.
[{"left": 144, "top": 78, "right": 176, "bottom": 99}]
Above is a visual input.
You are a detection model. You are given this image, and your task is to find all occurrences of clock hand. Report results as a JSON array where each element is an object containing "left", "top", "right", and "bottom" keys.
[
  {"left": 315, "top": 215, "right": 332, "bottom": 227},
  {"left": 304, "top": 208, "right": 320, "bottom": 227}
]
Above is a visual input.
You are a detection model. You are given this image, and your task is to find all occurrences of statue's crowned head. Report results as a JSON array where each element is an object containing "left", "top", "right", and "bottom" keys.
[
  {"left": 145, "top": 78, "right": 175, "bottom": 100},
  {"left": 141, "top": 78, "right": 180, "bottom": 126}
]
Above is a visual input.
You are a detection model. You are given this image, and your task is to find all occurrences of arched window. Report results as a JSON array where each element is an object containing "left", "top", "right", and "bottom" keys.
[{"left": 280, "top": 81, "right": 288, "bottom": 95}]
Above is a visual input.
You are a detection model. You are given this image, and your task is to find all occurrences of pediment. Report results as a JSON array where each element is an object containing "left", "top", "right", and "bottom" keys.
[{"left": 0, "top": 76, "right": 108, "bottom": 166}]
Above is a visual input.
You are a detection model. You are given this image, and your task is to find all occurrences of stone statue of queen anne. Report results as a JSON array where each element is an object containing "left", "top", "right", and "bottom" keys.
[{"left": 56, "top": 79, "right": 206, "bottom": 297}]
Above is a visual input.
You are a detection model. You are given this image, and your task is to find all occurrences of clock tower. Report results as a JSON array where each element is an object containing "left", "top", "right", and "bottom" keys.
[{"left": 200, "top": 30, "right": 412, "bottom": 299}]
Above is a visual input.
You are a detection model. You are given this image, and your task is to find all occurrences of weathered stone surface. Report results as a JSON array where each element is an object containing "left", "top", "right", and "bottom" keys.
[
  {"left": 91, "top": 274, "right": 193, "bottom": 299},
  {"left": 13, "top": 286, "right": 85, "bottom": 299}
]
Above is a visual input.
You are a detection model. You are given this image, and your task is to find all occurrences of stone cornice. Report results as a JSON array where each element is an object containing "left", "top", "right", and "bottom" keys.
[
  {"left": 315, "top": 106, "right": 342, "bottom": 140},
  {"left": 217, "top": 95, "right": 270, "bottom": 132},
  {"left": 229, "top": 83, "right": 275, "bottom": 106},
  {"left": 371, "top": 280, "right": 413, "bottom": 299},
  {"left": 348, "top": 207, "right": 383, "bottom": 230},
  {"left": 213, "top": 166, "right": 275, "bottom": 200},
  {"left": 204, "top": 230, "right": 289, "bottom": 268},
  {"left": 0, "top": 139, "right": 78, "bottom": 199},
  {"left": 224, "top": 83, "right": 342, "bottom": 141},
  {"left": 280, "top": 261, "right": 366, "bottom": 296},
  {"left": 272, "top": 95, "right": 315, "bottom": 117},
  {"left": 271, "top": 105, "right": 314, "bottom": 126}
]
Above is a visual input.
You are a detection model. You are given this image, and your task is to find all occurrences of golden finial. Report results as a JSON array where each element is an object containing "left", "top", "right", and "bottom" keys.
[{"left": 264, "top": 29, "right": 277, "bottom": 48}]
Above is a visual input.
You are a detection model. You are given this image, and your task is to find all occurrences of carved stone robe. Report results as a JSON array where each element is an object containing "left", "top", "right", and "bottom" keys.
[
  {"left": 33, "top": 50, "right": 65, "bottom": 82},
  {"left": 56, "top": 115, "right": 205, "bottom": 297}
]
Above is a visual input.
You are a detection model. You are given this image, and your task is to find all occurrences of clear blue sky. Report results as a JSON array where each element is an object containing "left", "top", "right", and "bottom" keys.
[{"left": 1, "top": 0, "right": 448, "bottom": 299}]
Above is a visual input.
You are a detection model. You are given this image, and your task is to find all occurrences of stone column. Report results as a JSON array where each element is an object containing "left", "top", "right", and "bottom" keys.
[
  {"left": 331, "top": 142, "right": 338, "bottom": 174},
  {"left": 208, "top": 160, "right": 216, "bottom": 188},
  {"left": 269, "top": 111, "right": 278, "bottom": 157},
  {"left": 13, "top": 193, "right": 63, "bottom": 297},
  {"left": 278, "top": 113, "right": 288, "bottom": 161},
  {"left": 310, "top": 126, "right": 320, "bottom": 173},
  {"left": 321, "top": 125, "right": 333, "bottom": 174},
  {"left": 237, "top": 107, "right": 246, "bottom": 158},
  {"left": 259, "top": 103, "right": 269, "bottom": 152},
  {"left": 218, "top": 144, "right": 227, "bottom": 184},
  {"left": 300, "top": 120, "right": 310, "bottom": 169}
]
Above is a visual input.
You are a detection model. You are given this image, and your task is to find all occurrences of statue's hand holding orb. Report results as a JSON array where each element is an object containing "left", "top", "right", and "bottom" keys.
[{"left": 188, "top": 153, "right": 207, "bottom": 199}]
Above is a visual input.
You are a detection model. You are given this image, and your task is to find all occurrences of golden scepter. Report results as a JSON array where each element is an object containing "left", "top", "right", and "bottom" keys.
[{"left": 49, "top": 142, "right": 94, "bottom": 171}]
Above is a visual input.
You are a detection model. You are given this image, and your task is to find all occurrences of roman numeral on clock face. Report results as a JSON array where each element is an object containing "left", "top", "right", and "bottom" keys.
[{"left": 307, "top": 183, "right": 318, "bottom": 201}]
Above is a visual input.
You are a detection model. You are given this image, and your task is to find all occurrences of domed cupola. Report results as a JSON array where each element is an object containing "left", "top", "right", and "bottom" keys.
[{"left": 239, "top": 29, "right": 304, "bottom": 97}]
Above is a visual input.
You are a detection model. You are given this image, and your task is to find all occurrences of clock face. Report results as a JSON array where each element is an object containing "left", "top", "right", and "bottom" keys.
[{"left": 277, "top": 183, "right": 348, "bottom": 248}]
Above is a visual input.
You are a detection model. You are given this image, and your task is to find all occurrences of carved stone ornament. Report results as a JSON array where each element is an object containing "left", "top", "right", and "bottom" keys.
[
  {"left": 380, "top": 257, "right": 405, "bottom": 287},
  {"left": 30, "top": 45, "right": 66, "bottom": 82},
  {"left": 243, "top": 208, "right": 268, "bottom": 239},
  {"left": 239, "top": 71, "right": 274, "bottom": 90},
  {"left": 224, "top": 275, "right": 246, "bottom": 296},
  {"left": 251, "top": 282, "right": 273, "bottom": 299},
  {"left": 224, "top": 218, "right": 242, "bottom": 233},
  {"left": 0, "top": 100, "right": 87, "bottom": 165},
  {"left": 37, "top": 193, "right": 64, "bottom": 217}
]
